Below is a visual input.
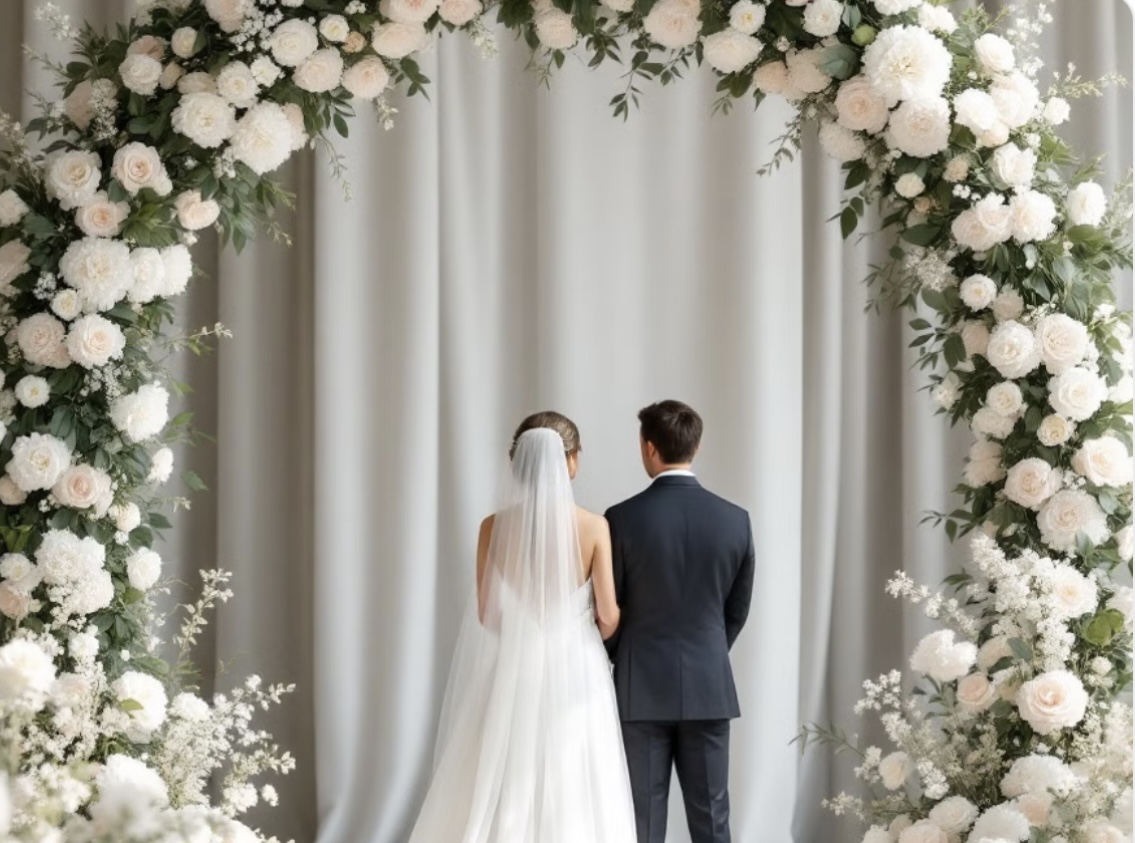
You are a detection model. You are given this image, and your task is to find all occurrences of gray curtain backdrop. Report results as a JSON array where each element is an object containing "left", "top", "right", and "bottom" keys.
[{"left": 2, "top": 2, "right": 1131, "bottom": 840}]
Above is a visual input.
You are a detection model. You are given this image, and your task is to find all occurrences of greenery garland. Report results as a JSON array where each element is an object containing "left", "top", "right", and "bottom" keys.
[{"left": 0, "top": 0, "right": 1129, "bottom": 839}]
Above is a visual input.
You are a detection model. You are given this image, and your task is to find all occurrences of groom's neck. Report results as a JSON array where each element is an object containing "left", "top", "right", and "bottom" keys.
[{"left": 653, "top": 463, "right": 693, "bottom": 476}]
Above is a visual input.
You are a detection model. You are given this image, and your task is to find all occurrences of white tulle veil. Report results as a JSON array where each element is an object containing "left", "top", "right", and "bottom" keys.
[{"left": 413, "top": 426, "right": 635, "bottom": 843}]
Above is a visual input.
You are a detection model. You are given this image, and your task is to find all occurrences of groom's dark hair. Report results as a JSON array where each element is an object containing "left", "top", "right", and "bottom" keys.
[{"left": 638, "top": 400, "right": 702, "bottom": 464}]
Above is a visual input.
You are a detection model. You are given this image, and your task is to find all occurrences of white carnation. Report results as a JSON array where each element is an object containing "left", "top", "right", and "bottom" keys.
[
  {"left": 835, "top": 75, "right": 889, "bottom": 134},
  {"left": 703, "top": 30, "right": 762, "bottom": 74},
  {"left": 987, "top": 320, "right": 1041, "bottom": 379},
  {"left": 216, "top": 61, "right": 260, "bottom": 108},
  {"left": 1067, "top": 182, "right": 1107, "bottom": 227},
  {"left": 127, "top": 548, "right": 162, "bottom": 591},
  {"left": 729, "top": 0, "right": 766, "bottom": 34},
  {"left": 343, "top": 57, "right": 391, "bottom": 100},
  {"left": 112, "top": 142, "right": 172, "bottom": 197},
  {"left": 970, "top": 804, "right": 1031, "bottom": 842},
  {"left": 895, "top": 173, "right": 924, "bottom": 198},
  {"left": 910, "top": 629, "right": 977, "bottom": 682},
  {"left": 1009, "top": 190, "right": 1057, "bottom": 244},
  {"left": 1048, "top": 366, "right": 1107, "bottom": 421},
  {"left": 171, "top": 26, "right": 199, "bottom": 59},
  {"left": 818, "top": 121, "right": 866, "bottom": 163},
  {"left": 1001, "top": 755, "right": 1079, "bottom": 798},
  {"left": 119, "top": 54, "right": 162, "bottom": 96},
  {"left": 879, "top": 751, "right": 914, "bottom": 790},
  {"left": 802, "top": 0, "right": 842, "bottom": 37},
  {"left": 250, "top": 56, "right": 283, "bottom": 87},
  {"left": 974, "top": 33, "right": 1015, "bottom": 75},
  {"left": 1037, "top": 489, "right": 1110, "bottom": 552},
  {"left": 46, "top": 151, "right": 102, "bottom": 211},
  {"left": 1072, "top": 437, "right": 1132, "bottom": 487},
  {"left": 161, "top": 244, "right": 193, "bottom": 297},
  {"left": 65, "top": 314, "right": 126, "bottom": 368},
  {"left": 643, "top": 0, "right": 702, "bottom": 50},
  {"left": 172, "top": 92, "right": 237, "bottom": 148},
  {"left": 6, "top": 433, "right": 71, "bottom": 492},
  {"left": 965, "top": 438, "right": 1005, "bottom": 487},
  {"left": 14, "top": 376, "right": 48, "bottom": 409},
  {"left": 59, "top": 236, "right": 134, "bottom": 313},
  {"left": 961, "top": 274, "right": 997, "bottom": 310},
  {"left": 231, "top": 102, "right": 295, "bottom": 176},
  {"left": 862, "top": 25, "right": 952, "bottom": 106},
  {"left": 110, "top": 384, "right": 170, "bottom": 443},
  {"left": 0, "top": 190, "right": 29, "bottom": 227}
]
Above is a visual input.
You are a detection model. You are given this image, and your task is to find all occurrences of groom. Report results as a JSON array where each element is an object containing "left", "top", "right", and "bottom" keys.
[{"left": 605, "top": 400, "right": 755, "bottom": 843}]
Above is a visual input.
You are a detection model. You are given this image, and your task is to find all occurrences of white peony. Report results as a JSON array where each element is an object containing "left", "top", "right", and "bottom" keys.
[
  {"left": 174, "top": 191, "right": 221, "bottom": 232},
  {"left": 148, "top": 446, "right": 174, "bottom": 484},
  {"left": 118, "top": 54, "right": 162, "bottom": 96},
  {"left": 643, "top": 0, "right": 702, "bottom": 50},
  {"left": 0, "top": 639, "right": 56, "bottom": 703},
  {"left": 910, "top": 629, "right": 978, "bottom": 682},
  {"left": 1072, "top": 437, "right": 1132, "bottom": 487},
  {"left": 320, "top": 14, "right": 351, "bottom": 41},
  {"left": 439, "top": 0, "right": 483, "bottom": 24},
  {"left": 6, "top": 433, "right": 71, "bottom": 492},
  {"left": 129, "top": 247, "right": 168, "bottom": 304},
  {"left": 110, "top": 384, "right": 170, "bottom": 443},
  {"left": 113, "top": 502, "right": 142, "bottom": 533},
  {"left": 886, "top": 96, "right": 950, "bottom": 157},
  {"left": 974, "top": 33, "right": 1015, "bottom": 75},
  {"left": 1048, "top": 564, "right": 1098, "bottom": 619},
  {"left": 171, "top": 26, "right": 199, "bottom": 59},
  {"left": 161, "top": 244, "right": 193, "bottom": 297},
  {"left": 703, "top": 30, "right": 762, "bottom": 74},
  {"left": 1001, "top": 754, "right": 1079, "bottom": 798},
  {"left": 1066, "top": 182, "right": 1107, "bottom": 227},
  {"left": 786, "top": 48, "right": 832, "bottom": 94},
  {"left": 75, "top": 191, "right": 129, "bottom": 238},
  {"left": 729, "top": 0, "right": 766, "bottom": 34},
  {"left": 991, "top": 144, "right": 1036, "bottom": 190},
  {"left": 956, "top": 672, "right": 998, "bottom": 716},
  {"left": 965, "top": 438, "right": 1005, "bottom": 487},
  {"left": 802, "top": 0, "right": 842, "bottom": 37},
  {"left": 127, "top": 548, "right": 162, "bottom": 591},
  {"left": 987, "top": 321, "right": 1041, "bottom": 379},
  {"left": 972, "top": 407, "right": 1016, "bottom": 439},
  {"left": 53, "top": 464, "right": 112, "bottom": 511},
  {"left": 960, "top": 274, "right": 997, "bottom": 310},
  {"left": 895, "top": 173, "right": 924, "bottom": 198},
  {"left": 13, "top": 376, "right": 47, "bottom": 409},
  {"left": 0, "top": 190, "right": 29, "bottom": 227},
  {"left": 372, "top": 22, "right": 429, "bottom": 59},
  {"left": 991, "top": 71, "right": 1040, "bottom": 130},
  {"left": 112, "top": 142, "right": 172, "bottom": 197},
  {"left": 1037, "top": 414, "right": 1075, "bottom": 447},
  {"left": 1016, "top": 670, "right": 1089, "bottom": 735},
  {"left": 15, "top": 313, "right": 68, "bottom": 368},
  {"left": 36, "top": 529, "right": 105, "bottom": 586},
  {"left": 250, "top": 56, "right": 283, "bottom": 87},
  {"left": 1009, "top": 190, "right": 1057, "bottom": 244},
  {"left": 953, "top": 193, "right": 1012, "bottom": 252},
  {"left": 818, "top": 122, "right": 866, "bottom": 163},
  {"left": 1038, "top": 489, "right": 1110, "bottom": 551},
  {"left": 343, "top": 57, "right": 391, "bottom": 100},
  {"left": 216, "top": 61, "right": 260, "bottom": 108},
  {"left": 1043, "top": 97, "right": 1071, "bottom": 125},
  {"left": 970, "top": 804, "right": 1031, "bottom": 842},
  {"left": 46, "top": 151, "right": 102, "bottom": 211},
  {"left": 111, "top": 671, "right": 169, "bottom": 738},
  {"left": 205, "top": 0, "right": 250, "bottom": 33},
  {"left": 897, "top": 821, "right": 947, "bottom": 843},
  {"left": 173, "top": 92, "right": 237, "bottom": 149},
  {"left": 534, "top": 8, "right": 579, "bottom": 50},
  {"left": 59, "top": 236, "right": 134, "bottom": 313},
  {"left": 918, "top": 5, "right": 957, "bottom": 33},
  {"left": 177, "top": 71, "right": 218, "bottom": 95},
  {"left": 929, "top": 797, "right": 979, "bottom": 834},
  {"left": 230, "top": 103, "right": 294, "bottom": 176},
  {"left": 66, "top": 314, "right": 126, "bottom": 369},
  {"left": 1048, "top": 366, "right": 1107, "bottom": 421},
  {"left": 0, "top": 240, "right": 31, "bottom": 296},
  {"left": 862, "top": 25, "right": 952, "bottom": 107},
  {"left": 1004, "top": 458, "right": 1060, "bottom": 509},
  {"left": 294, "top": 48, "right": 344, "bottom": 93},
  {"left": 835, "top": 75, "right": 889, "bottom": 134},
  {"left": 986, "top": 381, "right": 1023, "bottom": 417},
  {"left": 879, "top": 751, "right": 914, "bottom": 790},
  {"left": 752, "top": 61, "right": 803, "bottom": 100},
  {"left": 1034, "top": 314, "right": 1088, "bottom": 375}
]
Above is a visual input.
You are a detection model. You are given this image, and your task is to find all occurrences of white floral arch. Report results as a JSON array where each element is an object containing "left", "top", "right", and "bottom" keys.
[{"left": 0, "top": 0, "right": 1129, "bottom": 839}]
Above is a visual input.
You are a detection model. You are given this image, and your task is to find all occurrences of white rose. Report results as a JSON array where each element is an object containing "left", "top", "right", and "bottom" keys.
[
  {"left": 6, "top": 433, "right": 72, "bottom": 492},
  {"left": 320, "top": 15, "right": 351, "bottom": 42},
  {"left": 129, "top": 246, "right": 168, "bottom": 304},
  {"left": 1034, "top": 314, "right": 1089, "bottom": 376},
  {"left": 75, "top": 191, "right": 129, "bottom": 239},
  {"left": 59, "top": 237, "right": 134, "bottom": 313},
  {"left": 112, "top": 142, "right": 172, "bottom": 197},
  {"left": 66, "top": 314, "right": 126, "bottom": 369},
  {"left": 953, "top": 193, "right": 1012, "bottom": 252},
  {"left": 0, "top": 477, "right": 27, "bottom": 506},
  {"left": 803, "top": 0, "right": 842, "bottom": 37},
  {"left": 0, "top": 190, "right": 29, "bottom": 227},
  {"left": 1048, "top": 564, "right": 1098, "bottom": 619},
  {"left": 960, "top": 274, "right": 997, "bottom": 310},
  {"left": 862, "top": 24, "right": 953, "bottom": 107},
  {"left": 174, "top": 191, "right": 221, "bottom": 232},
  {"left": 215, "top": 61, "right": 259, "bottom": 108},
  {"left": 0, "top": 240, "right": 31, "bottom": 296},
  {"left": 343, "top": 57, "right": 391, "bottom": 100},
  {"left": 983, "top": 382, "right": 1023, "bottom": 419},
  {"left": 1016, "top": 670, "right": 1088, "bottom": 734},
  {"left": 1038, "top": 489, "right": 1110, "bottom": 551},
  {"left": 110, "top": 383, "right": 170, "bottom": 443},
  {"left": 752, "top": 61, "right": 804, "bottom": 100},
  {"left": 786, "top": 48, "right": 832, "bottom": 94},
  {"left": 974, "top": 33, "right": 1015, "bottom": 74},
  {"left": 1009, "top": 189, "right": 1057, "bottom": 244},
  {"left": 956, "top": 672, "right": 997, "bottom": 716},
  {"left": 835, "top": 75, "right": 889, "bottom": 134},
  {"left": 818, "top": 122, "right": 866, "bottom": 163},
  {"left": 703, "top": 30, "right": 762, "bottom": 74},
  {"left": 148, "top": 446, "right": 174, "bottom": 484},
  {"left": 113, "top": 502, "right": 142, "bottom": 533},
  {"left": 372, "top": 22, "right": 429, "bottom": 59},
  {"left": 171, "top": 27, "right": 200, "bottom": 59},
  {"left": 1048, "top": 367, "right": 1107, "bottom": 421},
  {"left": 643, "top": 0, "right": 702, "bottom": 49},
  {"left": 992, "top": 144, "right": 1036, "bottom": 190},
  {"left": 987, "top": 321, "right": 1041, "bottom": 379},
  {"left": 14, "top": 376, "right": 48, "bottom": 409},
  {"left": 230, "top": 102, "right": 294, "bottom": 176},
  {"left": 918, "top": 5, "right": 957, "bottom": 33},
  {"left": 1072, "top": 437, "right": 1132, "bottom": 487},
  {"left": 729, "top": 0, "right": 766, "bottom": 34},
  {"left": 897, "top": 821, "right": 947, "bottom": 843},
  {"left": 294, "top": 48, "right": 344, "bottom": 93},
  {"left": 53, "top": 464, "right": 112, "bottom": 511},
  {"left": 46, "top": 150, "right": 102, "bottom": 211},
  {"left": 119, "top": 54, "right": 162, "bottom": 96},
  {"left": 895, "top": 173, "right": 925, "bottom": 198},
  {"left": 1066, "top": 182, "right": 1107, "bottom": 227},
  {"left": 1043, "top": 97, "right": 1070, "bottom": 125},
  {"left": 992, "top": 289, "right": 1024, "bottom": 322},
  {"left": 16, "top": 313, "right": 69, "bottom": 369},
  {"left": 879, "top": 752, "right": 913, "bottom": 790},
  {"left": 205, "top": 0, "right": 249, "bottom": 33},
  {"left": 972, "top": 407, "right": 1016, "bottom": 439},
  {"left": 127, "top": 549, "right": 162, "bottom": 591},
  {"left": 269, "top": 18, "right": 319, "bottom": 66},
  {"left": 1037, "top": 414, "right": 1075, "bottom": 447},
  {"left": 991, "top": 71, "right": 1040, "bottom": 129},
  {"left": 177, "top": 72, "right": 218, "bottom": 95},
  {"left": 1116, "top": 527, "right": 1133, "bottom": 563},
  {"left": 161, "top": 244, "right": 193, "bottom": 297},
  {"left": 250, "top": 56, "right": 283, "bottom": 87},
  {"left": 439, "top": 0, "right": 483, "bottom": 24}
]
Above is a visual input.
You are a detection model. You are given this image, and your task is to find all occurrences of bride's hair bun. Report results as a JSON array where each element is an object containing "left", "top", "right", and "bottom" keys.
[{"left": 510, "top": 411, "right": 581, "bottom": 459}]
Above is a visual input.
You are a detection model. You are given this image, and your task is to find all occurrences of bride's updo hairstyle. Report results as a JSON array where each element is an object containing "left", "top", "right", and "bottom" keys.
[{"left": 509, "top": 411, "right": 581, "bottom": 460}]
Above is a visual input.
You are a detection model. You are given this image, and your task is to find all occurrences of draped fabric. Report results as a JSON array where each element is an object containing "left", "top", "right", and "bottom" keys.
[{"left": 2, "top": 2, "right": 1130, "bottom": 840}]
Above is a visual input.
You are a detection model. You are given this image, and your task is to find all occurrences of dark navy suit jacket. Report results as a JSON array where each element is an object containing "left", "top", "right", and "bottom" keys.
[{"left": 604, "top": 475, "right": 755, "bottom": 722}]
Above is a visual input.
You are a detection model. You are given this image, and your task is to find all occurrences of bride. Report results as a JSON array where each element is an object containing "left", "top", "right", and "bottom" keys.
[{"left": 408, "top": 412, "right": 637, "bottom": 843}]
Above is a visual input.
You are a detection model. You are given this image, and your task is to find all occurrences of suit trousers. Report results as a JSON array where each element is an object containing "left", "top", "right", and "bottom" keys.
[{"left": 620, "top": 719, "right": 731, "bottom": 843}]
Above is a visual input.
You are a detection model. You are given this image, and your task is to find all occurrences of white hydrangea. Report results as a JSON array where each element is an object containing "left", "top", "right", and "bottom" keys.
[
  {"left": 35, "top": 528, "right": 105, "bottom": 586},
  {"left": 972, "top": 406, "right": 1016, "bottom": 439},
  {"left": 752, "top": 61, "right": 803, "bottom": 100},
  {"left": 862, "top": 25, "right": 952, "bottom": 107},
  {"left": 894, "top": 173, "right": 924, "bottom": 198},
  {"left": 110, "top": 383, "right": 170, "bottom": 443},
  {"left": 170, "top": 691, "right": 211, "bottom": 722}
]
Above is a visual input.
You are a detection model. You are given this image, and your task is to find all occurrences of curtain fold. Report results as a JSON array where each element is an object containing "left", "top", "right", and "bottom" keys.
[{"left": 5, "top": 3, "right": 1131, "bottom": 841}]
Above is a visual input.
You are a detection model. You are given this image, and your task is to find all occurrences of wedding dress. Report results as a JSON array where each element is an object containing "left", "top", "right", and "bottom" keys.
[{"left": 407, "top": 428, "right": 637, "bottom": 843}]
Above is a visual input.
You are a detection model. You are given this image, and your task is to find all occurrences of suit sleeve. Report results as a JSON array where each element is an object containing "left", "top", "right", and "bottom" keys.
[
  {"left": 724, "top": 516, "right": 755, "bottom": 650},
  {"left": 603, "top": 506, "right": 624, "bottom": 658}
]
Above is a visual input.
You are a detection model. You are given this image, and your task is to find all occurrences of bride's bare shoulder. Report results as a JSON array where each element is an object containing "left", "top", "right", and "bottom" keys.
[{"left": 575, "top": 506, "right": 608, "bottom": 536}]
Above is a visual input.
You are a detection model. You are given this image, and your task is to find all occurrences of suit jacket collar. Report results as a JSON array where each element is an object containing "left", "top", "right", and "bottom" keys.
[{"left": 650, "top": 475, "right": 701, "bottom": 488}]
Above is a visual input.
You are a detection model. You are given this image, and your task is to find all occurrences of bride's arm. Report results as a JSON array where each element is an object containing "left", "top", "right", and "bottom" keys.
[
  {"left": 476, "top": 515, "right": 494, "bottom": 624},
  {"left": 591, "top": 517, "right": 621, "bottom": 640}
]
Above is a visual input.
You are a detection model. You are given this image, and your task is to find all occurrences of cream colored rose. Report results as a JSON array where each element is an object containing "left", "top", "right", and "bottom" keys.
[
  {"left": 956, "top": 672, "right": 997, "bottom": 716},
  {"left": 1039, "top": 489, "right": 1110, "bottom": 552},
  {"left": 75, "top": 191, "right": 130, "bottom": 238},
  {"left": 643, "top": 0, "right": 702, "bottom": 49},
  {"left": 439, "top": 0, "right": 482, "bottom": 24},
  {"left": 270, "top": 19, "right": 320, "bottom": 66},
  {"left": 119, "top": 53, "right": 162, "bottom": 96},
  {"left": 975, "top": 33, "right": 1015, "bottom": 74},
  {"left": 0, "top": 584, "right": 30, "bottom": 620},
  {"left": 1004, "top": 458, "right": 1061, "bottom": 509},
  {"left": 0, "top": 240, "right": 31, "bottom": 296},
  {"left": 66, "top": 314, "right": 126, "bottom": 369},
  {"left": 372, "top": 22, "right": 429, "bottom": 59},
  {"left": 382, "top": 0, "right": 440, "bottom": 23},
  {"left": 112, "top": 142, "right": 172, "bottom": 197},
  {"left": 53, "top": 464, "right": 112, "bottom": 510},
  {"left": 171, "top": 27, "right": 200, "bottom": 59},
  {"left": 1037, "top": 414, "right": 1074, "bottom": 447},
  {"left": 702, "top": 30, "right": 761, "bottom": 74},
  {"left": 986, "top": 382, "right": 1023, "bottom": 417},
  {"left": 1048, "top": 367, "right": 1107, "bottom": 422},
  {"left": 128, "top": 35, "right": 168, "bottom": 61},
  {"left": 987, "top": 320, "right": 1041, "bottom": 379},
  {"left": 294, "top": 49, "right": 344, "bottom": 94},
  {"left": 343, "top": 57, "right": 391, "bottom": 100},
  {"left": 16, "top": 314, "right": 68, "bottom": 368},
  {"left": 1035, "top": 314, "right": 1089, "bottom": 375},
  {"left": 47, "top": 150, "right": 102, "bottom": 211},
  {"left": 0, "top": 476, "right": 27, "bottom": 506},
  {"left": 1072, "top": 437, "right": 1132, "bottom": 487},
  {"left": 878, "top": 751, "right": 913, "bottom": 790}
]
